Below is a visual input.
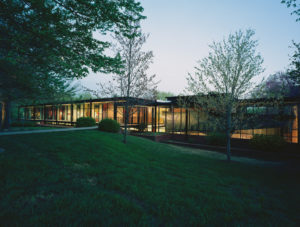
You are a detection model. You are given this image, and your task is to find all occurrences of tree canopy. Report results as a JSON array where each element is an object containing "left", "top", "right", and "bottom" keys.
[
  {"left": 288, "top": 42, "right": 300, "bottom": 86},
  {"left": 0, "top": 0, "right": 145, "bottom": 129},
  {"left": 185, "top": 29, "right": 264, "bottom": 161}
]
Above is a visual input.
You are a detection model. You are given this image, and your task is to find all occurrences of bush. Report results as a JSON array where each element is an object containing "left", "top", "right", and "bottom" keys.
[
  {"left": 98, "top": 118, "right": 120, "bottom": 133},
  {"left": 249, "top": 134, "right": 287, "bottom": 152},
  {"left": 206, "top": 132, "right": 227, "bottom": 146},
  {"left": 135, "top": 123, "right": 147, "bottom": 132},
  {"left": 76, "top": 117, "right": 96, "bottom": 127},
  {"left": 10, "top": 121, "right": 38, "bottom": 127}
]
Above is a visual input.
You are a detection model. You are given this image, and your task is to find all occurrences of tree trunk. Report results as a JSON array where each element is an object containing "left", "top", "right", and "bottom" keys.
[
  {"left": 123, "top": 101, "right": 129, "bottom": 144},
  {"left": 3, "top": 100, "right": 12, "bottom": 130},
  {"left": 226, "top": 105, "right": 232, "bottom": 162}
]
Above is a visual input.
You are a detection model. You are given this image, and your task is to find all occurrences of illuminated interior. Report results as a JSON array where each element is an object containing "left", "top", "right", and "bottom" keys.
[{"left": 18, "top": 97, "right": 299, "bottom": 143}]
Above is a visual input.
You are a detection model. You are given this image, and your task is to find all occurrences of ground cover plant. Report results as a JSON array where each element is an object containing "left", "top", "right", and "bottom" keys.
[{"left": 0, "top": 131, "right": 299, "bottom": 226}]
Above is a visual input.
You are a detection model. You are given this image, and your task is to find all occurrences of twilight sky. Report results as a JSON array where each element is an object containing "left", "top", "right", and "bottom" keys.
[{"left": 79, "top": 0, "right": 300, "bottom": 95}]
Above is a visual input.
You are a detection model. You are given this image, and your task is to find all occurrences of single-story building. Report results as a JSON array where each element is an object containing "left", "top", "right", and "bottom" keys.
[{"left": 18, "top": 96, "right": 300, "bottom": 144}]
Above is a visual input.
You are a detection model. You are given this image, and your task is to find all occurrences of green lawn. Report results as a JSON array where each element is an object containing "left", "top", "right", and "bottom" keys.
[
  {"left": 6, "top": 126, "right": 57, "bottom": 132},
  {"left": 0, "top": 130, "right": 299, "bottom": 226}
]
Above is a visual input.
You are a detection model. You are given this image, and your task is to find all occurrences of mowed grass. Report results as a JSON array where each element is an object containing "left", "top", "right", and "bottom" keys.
[
  {"left": 0, "top": 130, "right": 299, "bottom": 226},
  {"left": 7, "top": 126, "right": 57, "bottom": 132}
]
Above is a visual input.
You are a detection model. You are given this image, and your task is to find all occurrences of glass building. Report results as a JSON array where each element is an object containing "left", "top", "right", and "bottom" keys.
[{"left": 18, "top": 96, "right": 300, "bottom": 144}]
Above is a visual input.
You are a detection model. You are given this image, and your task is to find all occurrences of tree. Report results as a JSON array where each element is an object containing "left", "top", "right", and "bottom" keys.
[
  {"left": 157, "top": 91, "right": 175, "bottom": 101},
  {"left": 288, "top": 42, "right": 300, "bottom": 86},
  {"left": 90, "top": 23, "right": 158, "bottom": 143},
  {"left": 281, "top": 0, "right": 300, "bottom": 21},
  {"left": 0, "top": 0, "right": 145, "bottom": 129},
  {"left": 185, "top": 29, "right": 264, "bottom": 161},
  {"left": 281, "top": 1, "right": 300, "bottom": 85},
  {"left": 255, "top": 71, "right": 300, "bottom": 98}
]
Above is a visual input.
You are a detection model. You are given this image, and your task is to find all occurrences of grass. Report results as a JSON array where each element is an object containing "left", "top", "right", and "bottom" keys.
[
  {"left": 5, "top": 126, "right": 57, "bottom": 132},
  {"left": 0, "top": 130, "right": 299, "bottom": 226}
]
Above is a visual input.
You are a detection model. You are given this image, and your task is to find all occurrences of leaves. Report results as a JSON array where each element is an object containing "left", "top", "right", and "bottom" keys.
[
  {"left": 0, "top": 0, "right": 145, "bottom": 103},
  {"left": 281, "top": 0, "right": 300, "bottom": 21}
]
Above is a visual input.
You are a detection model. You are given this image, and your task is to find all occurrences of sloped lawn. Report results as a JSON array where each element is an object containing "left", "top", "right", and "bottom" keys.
[{"left": 0, "top": 131, "right": 299, "bottom": 226}]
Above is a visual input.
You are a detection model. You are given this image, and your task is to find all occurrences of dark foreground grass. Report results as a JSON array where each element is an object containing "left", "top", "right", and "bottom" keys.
[
  {"left": 5, "top": 126, "right": 57, "bottom": 132},
  {"left": 0, "top": 131, "right": 299, "bottom": 226}
]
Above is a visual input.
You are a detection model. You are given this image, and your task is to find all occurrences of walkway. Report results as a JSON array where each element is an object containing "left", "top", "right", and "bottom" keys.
[{"left": 0, "top": 126, "right": 98, "bottom": 136}]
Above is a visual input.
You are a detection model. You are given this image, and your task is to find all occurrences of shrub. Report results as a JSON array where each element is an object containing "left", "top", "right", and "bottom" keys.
[
  {"left": 98, "top": 118, "right": 120, "bottom": 133},
  {"left": 206, "top": 132, "right": 227, "bottom": 146},
  {"left": 249, "top": 134, "right": 287, "bottom": 152},
  {"left": 10, "top": 121, "right": 38, "bottom": 127},
  {"left": 76, "top": 117, "right": 96, "bottom": 127},
  {"left": 135, "top": 123, "right": 147, "bottom": 132}
]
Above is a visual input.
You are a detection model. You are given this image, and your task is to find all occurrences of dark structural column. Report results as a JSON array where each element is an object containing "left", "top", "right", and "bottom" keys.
[
  {"left": 71, "top": 103, "right": 74, "bottom": 124},
  {"left": 56, "top": 105, "right": 58, "bottom": 125},
  {"left": 43, "top": 105, "right": 46, "bottom": 124},
  {"left": 172, "top": 105, "right": 174, "bottom": 134},
  {"left": 137, "top": 107, "right": 140, "bottom": 125},
  {"left": 185, "top": 108, "right": 188, "bottom": 135},
  {"left": 154, "top": 105, "right": 157, "bottom": 132},
  {"left": 165, "top": 107, "right": 167, "bottom": 132},
  {"left": 114, "top": 102, "right": 117, "bottom": 121},
  {"left": 90, "top": 101, "right": 92, "bottom": 117}
]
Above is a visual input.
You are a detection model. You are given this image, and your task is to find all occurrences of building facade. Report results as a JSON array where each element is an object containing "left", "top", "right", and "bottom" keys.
[{"left": 18, "top": 96, "right": 300, "bottom": 144}]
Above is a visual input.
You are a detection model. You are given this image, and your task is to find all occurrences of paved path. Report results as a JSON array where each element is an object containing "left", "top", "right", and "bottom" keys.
[{"left": 0, "top": 126, "right": 98, "bottom": 136}]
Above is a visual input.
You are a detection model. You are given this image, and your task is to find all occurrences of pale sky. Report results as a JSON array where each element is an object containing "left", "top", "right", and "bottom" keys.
[{"left": 78, "top": 0, "right": 300, "bottom": 95}]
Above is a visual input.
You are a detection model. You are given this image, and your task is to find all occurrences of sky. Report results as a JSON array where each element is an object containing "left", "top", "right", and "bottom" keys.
[{"left": 78, "top": 0, "right": 300, "bottom": 95}]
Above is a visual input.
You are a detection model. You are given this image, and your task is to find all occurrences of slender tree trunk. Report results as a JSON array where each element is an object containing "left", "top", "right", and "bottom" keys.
[
  {"left": 123, "top": 39, "right": 132, "bottom": 144},
  {"left": 3, "top": 100, "right": 12, "bottom": 130},
  {"left": 226, "top": 104, "right": 232, "bottom": 162},
  {"left": 123, "top": 101, "right": 128, "bottom": 144}
]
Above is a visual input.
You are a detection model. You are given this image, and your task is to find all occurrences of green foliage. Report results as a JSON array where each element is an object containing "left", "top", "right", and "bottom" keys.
[
  {"left": 135, "top": 123, "right": 147, "bottom": 132},
  {"left": 250, "top": 134, "right": 287, "bottom": 152},
  {"left": 157, "top": 91, "right": 175, "bottom": 100},
  {"left": 206, "top": 132, "right": 227, "bottom": 146},
  {"left": 0, "top": 0, "right": 145, "bottom": 128},
  {"left": 281, "top": 0, "right": 300, "bottom": 21},
  {"left": 185, "top": 29, "right": 265, "bottom": 160},
  {"left": 288, "top": 41, "right": 300, "bottom": 86},
  {"left": 76, "top": 117, "right": 96, "bottom": 127},
  {"left": 10, "top": 121, "right": 38, "bottom": 127},
  {"left": 98, "top": 118, "right": 120, "bottom": 133}
]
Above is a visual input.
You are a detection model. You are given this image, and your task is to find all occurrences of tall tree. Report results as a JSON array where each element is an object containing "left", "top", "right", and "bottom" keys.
[
  {"left": 185, "top": 29, "right": 264, "bottom": 161},
  {"left": 0, "top": 0, "right": 145, "bottom": 129},
  {"left": 288, "top": 42, "right": 300, "bottom": 86},
  {"left": 90, "top": 23, "right": 158, "bottom": 143},
  {"left": 281, "top": 1, "right": 300, "bottom": 85}
]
